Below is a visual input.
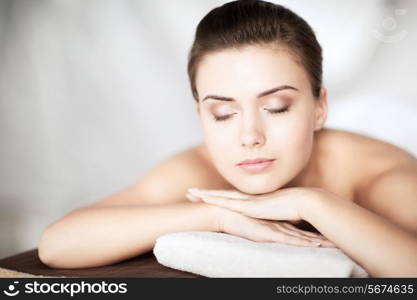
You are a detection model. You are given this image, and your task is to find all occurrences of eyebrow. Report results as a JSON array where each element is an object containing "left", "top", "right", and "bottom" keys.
[{"left": 201, "top": 85, "right": 299, "bottom": 102}]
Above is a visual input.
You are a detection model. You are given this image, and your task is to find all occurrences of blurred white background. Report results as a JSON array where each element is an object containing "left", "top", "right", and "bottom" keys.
[{"left": 0, "top": 0, "right": 416, "bottom": 259}]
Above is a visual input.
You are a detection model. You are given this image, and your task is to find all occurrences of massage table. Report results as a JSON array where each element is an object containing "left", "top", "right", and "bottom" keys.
[{"left": 0, "top": 248, "right": 200, "bottom": 278}]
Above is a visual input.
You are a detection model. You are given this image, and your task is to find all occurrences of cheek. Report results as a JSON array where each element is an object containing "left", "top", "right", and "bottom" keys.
[
  {"left": 201, "top": 118, "right": 234, "bottom": 145},
  {"left": 269, "top": 110, "right": 315, "bottom": 159},
  {"left": 291, "top": 124, "right": 314, "bottom": 160},
  {"left": 201, "top": 121, "right": 227, "bottom": 152},
  {"left": 200, "top": 121, "right": 238, "bottom": 173}
]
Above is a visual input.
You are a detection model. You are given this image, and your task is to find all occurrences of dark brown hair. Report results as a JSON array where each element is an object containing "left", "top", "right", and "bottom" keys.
[{"left": 187, "top": 0, "right": 322, "bottom": 101}]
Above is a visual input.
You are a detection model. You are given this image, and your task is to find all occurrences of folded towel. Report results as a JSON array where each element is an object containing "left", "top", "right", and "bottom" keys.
[{"left": 153, "top": 231, "right": 368, "bottom": 278}]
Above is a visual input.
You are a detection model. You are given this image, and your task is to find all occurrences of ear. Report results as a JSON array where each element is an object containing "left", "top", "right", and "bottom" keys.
[{"left": 314, "top": 87, "right": 328, "bottom": 131}]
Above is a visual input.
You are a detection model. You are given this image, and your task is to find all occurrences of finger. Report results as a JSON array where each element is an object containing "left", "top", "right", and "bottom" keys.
[
  {"left": 280, "top": 222, "right": 323, "bottom": 238},
  {"left": 276, "top": 224, "right": 320, "bottom": 241},
  {"left": 279, "top": 223, "right": 337, "bottom": 248},
  {"left": 274, "top": 223, "right": 326, "bottom": 245},
  {"left": 185, "top": 193, "right": 201, "bottom": 202},
  {"left": 254, "top": 221, "right": 322, "bottom": 247},
  {"left": 281, "top": 234, "right": 337, "bottom": 248},
  {"left": 198, "top": 195, "right": 249, "bottom": 213},
  {"left": 270, "top": 232, "right": 323, "bottom": 248},
  {"left": 188, "top": 188, "right": 250, "bottom": 200},
  {"left": 319, "top": 240, "right": 338, "bottom": 248},
  {"left": 246, "top": 225, "right": 314, "bottom": 247}
]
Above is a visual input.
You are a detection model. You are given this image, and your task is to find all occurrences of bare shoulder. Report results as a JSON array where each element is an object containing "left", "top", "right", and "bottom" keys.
[
  {"left": 324, "top": 128, "right": 416, "bottom": 168},
  {"left": 87, "top": 144, "right": 232, "bottom": 207},
  {"left": 321, "top": 127, "right": 417, "bottom": 200},
  {"left": 325, "top": 129, "right": 417, "bottom": 232}
]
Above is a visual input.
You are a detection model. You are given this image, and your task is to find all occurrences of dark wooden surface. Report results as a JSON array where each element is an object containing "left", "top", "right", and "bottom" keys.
[{"left": 0, "top": 248, "right": 201, "bottom": 278}]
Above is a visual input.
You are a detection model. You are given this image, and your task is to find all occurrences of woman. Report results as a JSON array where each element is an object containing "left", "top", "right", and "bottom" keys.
[{"left": 38, "top": 0, "right": 417, "bottom": 277}]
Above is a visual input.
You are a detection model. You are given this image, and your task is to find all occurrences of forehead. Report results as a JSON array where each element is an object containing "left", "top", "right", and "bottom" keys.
[{"left": 195, "top": 45, "right": 310, "bottom": 99}]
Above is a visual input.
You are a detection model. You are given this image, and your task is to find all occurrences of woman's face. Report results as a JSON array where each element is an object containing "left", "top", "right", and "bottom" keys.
[{"left": 195, "top": 45, "right": 327, "bottom": 194}]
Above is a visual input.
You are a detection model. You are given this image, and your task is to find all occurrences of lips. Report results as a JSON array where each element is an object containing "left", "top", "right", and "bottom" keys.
[
  {"left": 237, "top": 158, "right": 275, "bottom": 165},
  {"left": 237, "top": 159, "right": 275, "bottom": 173}
]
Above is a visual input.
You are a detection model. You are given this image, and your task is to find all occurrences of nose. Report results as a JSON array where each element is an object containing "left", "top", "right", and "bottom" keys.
[{"left": 239, "top": 113, "right": 266, "bottom": 148}]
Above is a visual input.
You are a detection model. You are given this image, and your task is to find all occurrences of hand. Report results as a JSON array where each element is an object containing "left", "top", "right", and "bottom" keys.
[
  {"left": 187, "top": 187, "right": 336, "bottom": 248},
  {"left": 186, "top": 186, "right": 319, "bottom": 222},
  {"left": 220, "top": 210, "right": 336, "bottom": 247}
]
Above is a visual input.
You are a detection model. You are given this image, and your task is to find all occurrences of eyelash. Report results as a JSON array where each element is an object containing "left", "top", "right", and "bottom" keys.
[{"left": 213, "top": 107, "right": 290, "bottom": 122}]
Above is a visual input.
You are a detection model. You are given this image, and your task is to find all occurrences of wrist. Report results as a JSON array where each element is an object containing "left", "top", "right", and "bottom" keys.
[
  {"left": 297, "top": 188, "right": 325, "bottom": 223},
  {"left": 199, "top": 202, "right": 228, "bottom": 232}
]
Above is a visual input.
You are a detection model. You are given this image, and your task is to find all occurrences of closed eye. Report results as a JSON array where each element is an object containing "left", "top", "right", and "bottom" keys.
[
  {"left": 268, "top": 107, "right": 290, "bottom": 114},
  {"left": 213, "top": 106, "right": 290, "bottom": 122}
]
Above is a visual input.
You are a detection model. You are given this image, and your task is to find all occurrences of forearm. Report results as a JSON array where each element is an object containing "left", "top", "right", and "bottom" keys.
[
  {"left": 301, "top": 195, "right": 417, "bottom": 277},
  {"left": 38, "top": 202, "right": 221, "bottom": 269}
]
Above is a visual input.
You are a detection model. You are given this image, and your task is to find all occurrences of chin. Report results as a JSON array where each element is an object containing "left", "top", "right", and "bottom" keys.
[
  {"left": 225, "top": 171, "right": 296, "bottom": 195},
  {"left": 230, "top": 180, "right": 282, "bottom": 195}
]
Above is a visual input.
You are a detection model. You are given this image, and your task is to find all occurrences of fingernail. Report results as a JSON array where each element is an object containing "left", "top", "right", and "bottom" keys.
[
  {"left": 188, "top": 187, "right": 199, "bottom": 193},
  {"left": 312, "top": 241, "right": 321, "bottom": 247},
  {"left": 186, "top": 193, "right": 201, "bottom": 202}
]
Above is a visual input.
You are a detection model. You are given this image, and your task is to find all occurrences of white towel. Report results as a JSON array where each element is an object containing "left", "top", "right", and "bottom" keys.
[{"left": 153, "top": 231, "right": 368, "bottom": 278}]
